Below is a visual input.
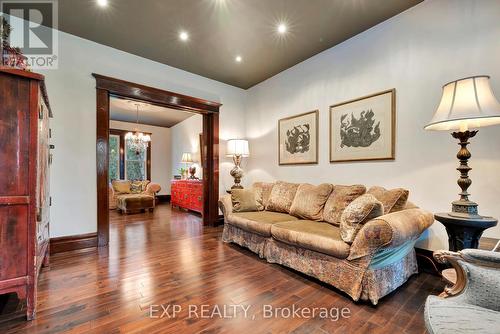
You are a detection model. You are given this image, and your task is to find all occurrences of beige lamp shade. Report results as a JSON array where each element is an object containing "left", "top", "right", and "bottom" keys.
[
  {"left": 181, "top": 152, "right": 193, "bottom": 163},
  {"left": 425, "top": 76, "right": 500, "bottom": 131},
  {"left": 226, "top": 139, "right": 249, "bottom": 157}
]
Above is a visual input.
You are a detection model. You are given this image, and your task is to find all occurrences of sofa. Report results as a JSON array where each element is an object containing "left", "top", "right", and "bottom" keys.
[
  {"left": 109, "top": 180, "right": 161, "bottom": 214},
  {"left": 219, "top": 181, "right": 434, "bottom": 305},
  {"left": 424, "top": 249, "right": 500, "bottom": 334}
]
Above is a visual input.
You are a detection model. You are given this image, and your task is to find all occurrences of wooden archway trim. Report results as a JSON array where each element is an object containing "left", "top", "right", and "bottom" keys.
[{"left": 93, "top": 73, "right": 220, "bottom": 247}]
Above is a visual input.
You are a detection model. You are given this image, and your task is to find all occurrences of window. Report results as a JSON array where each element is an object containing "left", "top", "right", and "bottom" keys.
[
  {"left": 109, "top": 134, "right": 120, "bottom": 181},
  {"left": 109, "top": 129, "right": 151, "bottom": 181},
  {"left": 125, "top": 140, "right": 147, "bottom": 180}
]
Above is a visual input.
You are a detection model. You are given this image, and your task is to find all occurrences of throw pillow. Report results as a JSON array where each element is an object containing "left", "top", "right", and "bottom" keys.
[
  {"left": 266, "top": 181, "right": 300, "bottom": 213},
  {"left": 131, "top": 181, "right": 143, "bottom": 194},
  {"left": 231, "top": 189, "right": 259, "bottom": 212},
  {"left": 340, "top": 194, "right": 384, "bottom": 244},
  {"left": 289, "top": 183, "right": 333, "bottom": 221},
  {"left": 367, "top": 186, "right": 409, "bottom": 214},
  {"left": 323, "top": 185, "right": 366, "bottom": 226},
  {"left": 112, "top": 180, "right": 131, "bottom": 194},
  {"left": 252, "top": 182, "right": 274, "bottom": 210}
]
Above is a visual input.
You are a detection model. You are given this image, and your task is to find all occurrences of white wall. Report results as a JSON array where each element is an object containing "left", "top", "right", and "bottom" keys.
[
  {"left": 34, "top": 30, "right": 246, "bottom": 238},
  {"left": 245, "top": 0, "right": 500, "bottom": 250},
  {"left": 109, "top": 120, "right": 171, "bottom": 195},
  {"left": 170, "top": 114, "right": 204, "bottom": 179},
  {"left": 4, "top": 0, "right": 499, "bottom": 249}
]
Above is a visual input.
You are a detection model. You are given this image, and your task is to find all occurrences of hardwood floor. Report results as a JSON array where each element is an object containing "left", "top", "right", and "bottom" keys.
[{"left": 2, "top": 204, "right": 444, "bottom": 333}]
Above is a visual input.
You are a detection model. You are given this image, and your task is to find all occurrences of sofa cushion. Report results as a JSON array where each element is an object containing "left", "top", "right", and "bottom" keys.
[
  {"left": 323, "top": 185, "right": 366, "bottom": 226},
  {"left": 367, "top": 186, "right": 409, "bottom": 214},
  {"left": 252, "top": 182, "right": 274, "bottom": 210},
  {"left": 266, "top": 181, "right": 300, "bottom": 213},
  {"left": 289, "top": 183, "right": 333, "bottom": 221},
  {"left": 228, "top": 211, "right": 298, "bottom": 237},
  {"left": 340, "top": 194, "right": 384, "bottom": 244},
  {"left": 271, "top": 220, "right": 350, "bottom": 259},
  {"left": 231, "top": 189, "right": 259, "bottom": 212},
  {"left": 112, "top": 180, "right": 131, "bottom": 194}
]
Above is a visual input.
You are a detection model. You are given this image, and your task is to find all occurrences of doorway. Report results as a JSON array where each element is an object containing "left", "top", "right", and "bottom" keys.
[{"left": 93, "top": 74, "right": 220, "bottom": 247}]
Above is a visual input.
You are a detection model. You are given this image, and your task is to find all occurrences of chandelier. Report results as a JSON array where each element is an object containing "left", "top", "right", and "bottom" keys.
[{"left": 125, "top": 103, "right": 151, "bottom": 154}]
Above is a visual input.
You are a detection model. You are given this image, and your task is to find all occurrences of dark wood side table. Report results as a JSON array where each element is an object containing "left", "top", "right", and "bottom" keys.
[
  {"left": 434, "top": 213, "right": 497, "bottom": 251},
  {"left": 435, "top": 213, "right": 497, "bottom": 288}
]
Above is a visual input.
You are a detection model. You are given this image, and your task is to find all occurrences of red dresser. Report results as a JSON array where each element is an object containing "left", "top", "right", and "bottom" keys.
[
  {"left": 0, "top": 68, "right": 52, "bottom": 320},
  {"left": 171, "top": 180, "right": 203, "bottom": 214}
]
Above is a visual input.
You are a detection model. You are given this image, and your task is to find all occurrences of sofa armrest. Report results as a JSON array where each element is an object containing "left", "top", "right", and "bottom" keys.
[
  {"left": 145, "top": 182, "right": 161, "bottom": 196},
  {"left": 109, "top": 183, "right": 116, "bottom": 197},
  {"left": 219, "top": 194, "right": 233, "bottom": 216},
  {"left": 109, "top": 183, "right": 117, "bottom": 209},
  {"left": 348, "top": 208, "right": 434, "bottom": 262}
]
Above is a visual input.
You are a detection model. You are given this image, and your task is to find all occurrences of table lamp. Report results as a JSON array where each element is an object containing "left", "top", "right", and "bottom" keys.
[
  {"left": 226, "top": 139, "right": 249, "bottom": 189},
  {"left": 180, "top": 152, "right": 193, "bottom": 179},
  {"left": 425, "top": 75, "right": 500, "bottom": 218}
]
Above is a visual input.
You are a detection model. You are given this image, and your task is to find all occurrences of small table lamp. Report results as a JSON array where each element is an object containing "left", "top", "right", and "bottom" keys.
[
  {"left": 425, "top": 75, "right": 500, "bottom": 218},
  {"left": 181, "top": 152, "right": 193, "bottom": 179},
  {"left": 226, "top": 139, "right": 249, "bottom": 189}
]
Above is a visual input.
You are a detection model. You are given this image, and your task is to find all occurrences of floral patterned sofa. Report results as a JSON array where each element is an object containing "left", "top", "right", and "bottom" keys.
[
  {"left": 219, "top": 181, "right": 434, "bottom": 305},
  {"left": 109, "top": 180, "right": 161, "bottom": 213}
]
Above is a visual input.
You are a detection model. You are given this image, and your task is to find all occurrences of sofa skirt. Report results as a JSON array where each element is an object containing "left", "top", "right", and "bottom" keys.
[
  {"left": 264, "top": 238, "right": 368, "bottom": 301},
  {"left": 359, "top": 249, "right": 418, "bottom": 304},
  {"left": 222, "top": 223, "right": 418, "bottom": 305},
  {"left": 222, "top": 223, "right": 269, "bottom": 258}
]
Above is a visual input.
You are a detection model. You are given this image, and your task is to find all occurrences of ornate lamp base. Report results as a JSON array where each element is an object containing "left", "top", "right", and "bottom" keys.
[
  {"left": 450, "top": 199, "right": 480, "bottom": 219},
  {"left": 449, "top": 130, "right": 482, "bottom": 219},
  {"left": 188, "top": 166, "right": 198, "bottom": 179},
  {"left": 230, "top": 155, "right": 244, "bottom": 189}
]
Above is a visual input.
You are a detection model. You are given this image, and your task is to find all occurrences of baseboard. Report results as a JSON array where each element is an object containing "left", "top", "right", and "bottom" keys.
[
  {"left": 479, "top": 237, "right": 499, "bottom": 251},
  {"left": 50, "top": 232, "right": 98, "bottom": 254},
  {"left": 156, "top": 194, "right": 171, "bottom": 203}
]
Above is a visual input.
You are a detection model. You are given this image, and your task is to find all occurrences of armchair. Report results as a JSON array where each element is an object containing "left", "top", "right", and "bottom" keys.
[
  {"left": 109, "top": 180, "right": 161, "bottom": 214},
  {"left": 424, "top": 249, "right": 500, "bottom": 334}
]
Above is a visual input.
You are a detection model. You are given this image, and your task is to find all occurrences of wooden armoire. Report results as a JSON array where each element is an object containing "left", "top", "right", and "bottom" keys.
[{"left": 0, "top": 68, "right": 52, "bottom": 320}]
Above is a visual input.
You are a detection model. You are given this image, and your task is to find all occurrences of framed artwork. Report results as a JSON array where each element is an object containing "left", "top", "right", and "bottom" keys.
[
  {"left": 330, "top": 89, "right": 395, "bottom": 162},
  {"left": 278, "top": 110, "right": 319, "bottom": 165}
]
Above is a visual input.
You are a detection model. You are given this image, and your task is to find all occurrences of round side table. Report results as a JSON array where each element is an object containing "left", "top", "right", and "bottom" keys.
[
  {"left": 435, "top": 213, "right": 497, "bottom": 292},
  {"left": 434, "top": 212, "right": 497, "bottom": 251}
]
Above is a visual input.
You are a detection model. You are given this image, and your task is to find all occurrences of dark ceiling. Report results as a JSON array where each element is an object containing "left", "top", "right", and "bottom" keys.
[{"left": 57, "top": 0, "right": 422, "bottom": 89}]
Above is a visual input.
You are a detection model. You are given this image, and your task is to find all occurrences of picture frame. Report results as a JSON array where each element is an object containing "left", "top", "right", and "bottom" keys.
[
  {"left": 329, "top": 89, "right": 395, "bottom": 163},
  {"left": 278, "top": 110, "right": 319, "bottom": 165}
]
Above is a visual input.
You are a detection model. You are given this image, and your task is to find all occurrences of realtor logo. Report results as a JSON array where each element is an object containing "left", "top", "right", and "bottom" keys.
[{"left": 1, "top": 0, "right": 58, "bottom": 69}]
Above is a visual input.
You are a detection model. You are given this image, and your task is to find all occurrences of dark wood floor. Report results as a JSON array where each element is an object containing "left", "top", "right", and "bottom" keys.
[{"left": 2, "top": 204, "right": 445, "bottom": 333}]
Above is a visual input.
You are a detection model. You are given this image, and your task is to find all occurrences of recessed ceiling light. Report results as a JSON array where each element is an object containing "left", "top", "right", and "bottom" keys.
[
  {"left": 179, "top": 31, "right": 189, "bottom": 41},
  {"left": 97, "top": 0, "right": 108, "bottom": 7},
  {"left": 277, "top": 23, "right": 287, "bottom": 34},
  {"left": 235, "top": 56, "right": 242, "bottom": 63}
]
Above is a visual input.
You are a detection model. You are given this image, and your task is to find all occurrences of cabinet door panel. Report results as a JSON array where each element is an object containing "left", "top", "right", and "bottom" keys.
[
  {"left": 0, "top": 205, "right": 28, "bottom": 280},
  {"left": 0, "top": 77, "right": 30, "bottom": 196}
]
